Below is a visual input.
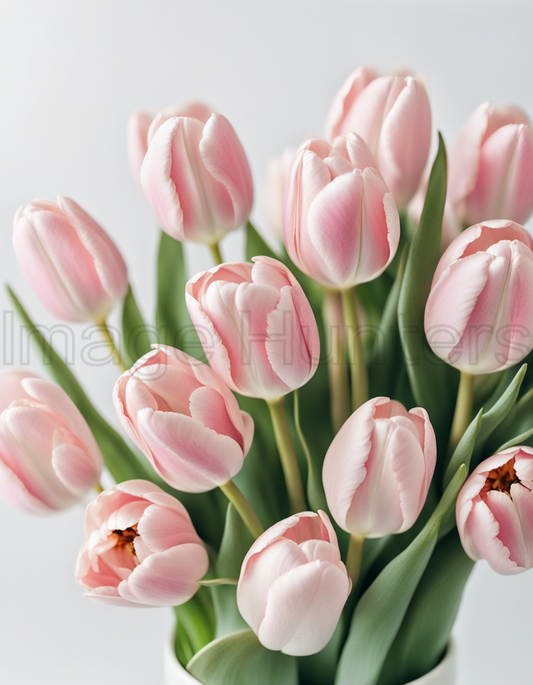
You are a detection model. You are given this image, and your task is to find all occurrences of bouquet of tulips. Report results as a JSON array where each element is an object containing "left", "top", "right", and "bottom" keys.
[{"left": 3, "top": 67, "right": 533, "bottom": 685}]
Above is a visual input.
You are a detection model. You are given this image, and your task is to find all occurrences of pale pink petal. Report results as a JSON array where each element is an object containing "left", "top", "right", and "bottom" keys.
[
  {"left": 52, "top": 444, "right": 99, "bottom": 496},
  {"left": 137, "top": 504, "right": 201, "bottom": 552},
  {"left": 325, "top": 66, "right": 378, "bottom": 140}
]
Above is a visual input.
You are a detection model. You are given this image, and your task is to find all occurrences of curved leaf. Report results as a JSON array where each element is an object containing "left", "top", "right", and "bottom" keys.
[
  {"left": 187, "top": 630, "right": 298, "bottom": 685},
  {"left": 486, "top": 387, "right": 533, "bottom": 455},
  {"left": 122, "top": 284, "right": 152, "bottom": 366},
  {"left": 443, "top": 409, "right": 483, "bottom": 491},
  {"left": 335, "top": 465, "right": 467, "bottom": 685}
]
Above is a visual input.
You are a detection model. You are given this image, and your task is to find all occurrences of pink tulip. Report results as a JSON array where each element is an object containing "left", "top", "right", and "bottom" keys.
[
  {"left": 283, "top": 134, "right": 400, "bottom": 290},
  {"left": 322, "top": 397, "right": 436, "bottom": 537},
  {"left": 261, "top": 146, "right": 298, "bottom": 243},
  {"left": 326, "top": 69, "right": 432, "bottom": 207},
  {"left": 456, "top": 446, "right": 533, "bottom": 574},
  {"left": 0, "top": 370, "right": 103, "bottom": 513},
  {"left": 13, "top": 197, "right": 128, "bottom": 323},
  {"left": 141, "top": 112, "right": 253, "bottom": 245},
  {"left": 237, "top": 511, "right": 350, "bottom": 656},
  {"left": 425, "top": 220, "right": 533, "bottom": 375},
  {"left": 448, "top": 102, "right": 533, "bottom": 226},
  {"left": 113, "top": 345, "right": 253, "bottom": 493},
  {"left": 186, "top": 257, "right": 320, "bottom": 400},
  {"left": 127, "top": 102, "right": 213, "bottom": 187},
  {"left": 75, "top": 480, "right": 209, "bottom": 606}
]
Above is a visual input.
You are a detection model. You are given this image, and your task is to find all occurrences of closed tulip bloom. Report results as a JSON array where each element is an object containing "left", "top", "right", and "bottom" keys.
[
  {"left": 425, "top": 220, "right": 533, "bottom": 375},
  {"left": 323, "top": 397, "right": 436, "bottom": 537},
  {"left": 127, "top": 102, "right": 213, "bottom": 187},
  {"left": 261, "top": 146, "right": 298, "bottom": 243},
  {"left": 0, "top": 370, "right": 103, "bottom": 513},
  {"left": 326, "top": 70, "right": 432, "bottom": 207},
  {"left": 283, "top": 134, "right": 400, "bottom": 290},
  {"left": 75, "top": 480, "right": 209, "bottom": 606},
  {"left": 113, "top": 346, "right": 253, "bottom": 493},
  {"left": 13, "top": 197, "right": 128, "bottom": 323},
  {"left": 448, "top": 102, "right": 533, "bottom": 226},
  {"left": 186, "top": 257, "right": 320, "bottom": 400},
  {"left": 237, "top": 511, "right": 350, "bottom": 656},
  {"left": 141, "top": 112, "right": 253, "bottom": 245},
  {"left": 456, "top": 447, "right": 533, "bottom": 574}
]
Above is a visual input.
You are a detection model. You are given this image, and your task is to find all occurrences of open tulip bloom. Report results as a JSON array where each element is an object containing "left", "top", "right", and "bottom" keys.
[{"left": 4, "top": 67, "right": 533, "bottom": 685}]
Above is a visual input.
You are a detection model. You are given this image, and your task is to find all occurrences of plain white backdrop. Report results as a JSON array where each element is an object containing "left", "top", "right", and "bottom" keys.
[{"left": 1, "top": 1, "right": 532, "bottom": 683}]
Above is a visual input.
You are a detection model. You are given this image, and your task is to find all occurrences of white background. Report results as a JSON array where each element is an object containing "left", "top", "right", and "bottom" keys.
[{"left": 1, "top": 1, "right": 532, "bottom": 683}]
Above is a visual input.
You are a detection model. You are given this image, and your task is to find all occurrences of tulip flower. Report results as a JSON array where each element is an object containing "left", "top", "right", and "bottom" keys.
[
  {"left": 326, "top": 69, "right": 432, "bottom": 207},
  {"left": 13, "top": 197, "right": 128, "bottom": 323},
  {"left": 456, "top": 446, "right": 533, "bottom": 574},
  {"left": 186, "top": 257, "right": 320, "bottom": 401},
  {"left": 425, "top": 220, "right": 533, "bottom": 375},
  {"left": 75, "top": 480, "right": 209, "bottom": 606},
  {"left": 237, "top": 511, "right": 350, "bottom": 656},
  {"left": 283, "top": 134, "right": 400, "bottom": 291},
  {"left": 448, "top": 102, "right": 533, "bottom": 227},
  {"left": 261, "top": 146, "right": 298, "bottom": 243},
  {"left": 141, "top": 112, "right": 253, "bottom": 246},
  {"left": 127, "top": 102, "right": 213, "bottom": 187},
  {"left": 322, "top": 397, "right": 436, "bottom": 537},
  {"left": 113, "top": 345, "right": 254, "bottom": 493},
  {"left": 0, "top": 370, "right": 103, "bottom": 513}
]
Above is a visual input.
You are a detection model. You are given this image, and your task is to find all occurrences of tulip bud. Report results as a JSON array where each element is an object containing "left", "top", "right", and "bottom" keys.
[
  {"left": 283, "top": 134, "right": 400, "bottom": 290},
  {"left": 322, "top": 397, "right": 436, "bottom": 537},
  {"left": 261, "top": 146, "right": 298, "bottom": 243},
  {"left": 113, "top": 346, "right": 254, "bottom": 493},
  {"left": 127, "top": 103, "right": 213, "bottom": 188},
  {"left": 326, "top": 69, "right": 432, "bottom": 207},
  {"left": 448, "top": 102, "right": 533, "bottom": 226},
  {"left": 75, "top": 480, "right": 209, "bottom": 606},
  {"left": 141, "top": 112, "right": 253, "bottom": 245},
  {"left": 186, "top": 257, "right": 320, "bottom": 400},
  {"left": 456, "top": 447, "right": 533, "bottom": 574},
  {"left": 0, "top": 370, "right": 103, "bottom": 513},
  {"left": 425, "top": 220, "right": 533, "bottom": 375},
  {"left": 13, "top": 197, "right": 128, "bottom": 323},
  {"left": 237, "top": 511, "right": 350, "bottom": 656}
]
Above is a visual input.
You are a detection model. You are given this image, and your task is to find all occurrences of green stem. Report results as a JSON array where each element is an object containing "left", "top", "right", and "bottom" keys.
[
  {"left": 98, "top": 320, "right": 127, "bottom": 373},
  {"left": 209, "top": 242, "right": 223, "bottom": 266},
  {"left": 219, "top": 480, "right": 263, "bottom": 539},
  {"left": 323, "top": 290, "right": 351, "bottom": 433},
  {"left": 267, "top": 397, "right": 307, "bottom": 513},
  {"left": 94, "top": 480, "right": 104, "bottom": 494},
  {"left": 449, "top": 371, "right": 475, "bottom": 456},
  {"left": 341, "top": 288, "right": 368, "bottom": 411},
  {"left": 293, "top": 390, "right": 328, "bottom": 511},
  {"left": 345, "top": 534, "right": 365, "bottom": 587}
]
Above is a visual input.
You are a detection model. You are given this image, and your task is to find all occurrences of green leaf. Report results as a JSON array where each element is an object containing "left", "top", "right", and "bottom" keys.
[
  {"left": 298, "top": 621, "right": 343, "bottom": 685},
  {"left": 335, "top": 465, "right": 467, "bottom": 685},
  {"left": 156, "top": 230, "right": 206, "bottom": 361},
  {"left": 294, "top": 390, "right": 328, "bottom": 512},
  {"left": 245, "top": 221, "right": 278, "bottom": 261},
  {"left": 485, "top": 387, "right": 533, "bottom": 455},
  {"left": 443, "top": 409, "right": 483, "bottom": 491},
  {"left": 121, "top": 284, "right": 152, "bottom": 366},
  {"left": 398, "top": 134, "right": 458, "bottom": 446},
  {"left": 210, "top": 505, "right": 253, "bottom": 639},
  {"left": 377, "top": 530, "right": 474, "bottom": 685},
  {"left": 187, "top": 630, "right": 298, "bottom": 685}
]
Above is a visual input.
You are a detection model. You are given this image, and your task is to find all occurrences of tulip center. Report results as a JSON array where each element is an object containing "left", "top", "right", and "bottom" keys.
[
  {"left": 481, "top": 458, "right": 521, "bottom": 499},
  {"left": 111, "top": 525, "right": 139, "bottom": 556}
]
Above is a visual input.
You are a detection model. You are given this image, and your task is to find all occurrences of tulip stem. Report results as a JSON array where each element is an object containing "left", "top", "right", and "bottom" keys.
[
  {"left": 99, "top": 320, "right": 127, "bottom": 373},
  {"left": 209, "top": 242, "right": 223, "bottom": 266},
  {"left": 94, "top": 480, "right": 104, "bottom": 494},
  {"left": 323, "top": 290, "right": 351, "bottom": 433},
  {"left": 341, "top": 288, "right": 368, "bottom": 412},
  {"left": 267, "top": 397, "right": 307, "bottom": 513},
  {"left": 346, "top": 534, "right": 365, "bottom": 587},
  {"left": 219, "top": 480, "right": 264, "bottom": 539},
  {"left": 449, "top": 371, "right": 475, "bottom": 456}
]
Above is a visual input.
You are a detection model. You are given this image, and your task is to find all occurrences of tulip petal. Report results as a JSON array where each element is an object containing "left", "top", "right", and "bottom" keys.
[
  {"left": 52, "top": 443, "right": 99, "bottom": 496},
  {"left": 467, "top": 499, "right": 520, "bottom": 574},
  {"left": 189, "top": 385, "right": 243, "bottom": 446},
  {"left": 137, "top": 504, "right": 202, "bottom": 553},
  {"left": 84, "top": 586, "right": 147, "bottom": 608},
  {"left": 325, "top": 66, "right": 378, "bottom": 140}
]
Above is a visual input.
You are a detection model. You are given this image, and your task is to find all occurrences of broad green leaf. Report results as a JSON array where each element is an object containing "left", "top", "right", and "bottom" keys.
[
  {"left": 377, "top": 530, "right": 474, "bottom": 685},
  {"left": 298, "top": 621, "right": 343, "bottom": 685},
  {"left": 245, "top": 221, "right": 278, "bottom": 261},
  {"left": 368, "top": 246, "right": 407, "bottom": 398},
  {"left": 398, "top": 135, "right": 458, "bottom": 446},
  {"left": 210, "top": 505, "right": 253, "bottom": 639},
  {"left": 121, "top": 284, "right": 152, "bottom": 366},
  {"left": 156, "top": 230, "right": 206, "bottom": 361},
  {"left": 187, "top": 630, "right": 298, "bottom": 685},
  {"left": 174, "top": 592, "right": 215, "bottom": 657},
  {"left": 335, "top": 465, "right": 467, "bottom": 685}
]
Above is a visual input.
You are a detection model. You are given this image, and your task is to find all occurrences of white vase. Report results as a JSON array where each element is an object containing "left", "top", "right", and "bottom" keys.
[{"left": 164, "top": 633, "right": 456, "bottom": 685}]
